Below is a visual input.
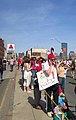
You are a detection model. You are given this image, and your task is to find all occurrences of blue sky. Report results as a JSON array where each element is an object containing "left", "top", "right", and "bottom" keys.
[{"left": 0, "top": 0, "right": 76, "bottom": 54}]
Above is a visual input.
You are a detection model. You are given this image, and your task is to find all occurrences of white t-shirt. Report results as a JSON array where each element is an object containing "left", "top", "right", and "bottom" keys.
[{"left": 10, "top": 59, "right": 14, "bottom": 65}]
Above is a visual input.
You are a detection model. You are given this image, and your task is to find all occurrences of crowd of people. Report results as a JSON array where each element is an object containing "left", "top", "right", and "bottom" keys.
[
  {"left": 0, "top": 56, "right": 16, "bottom": 83},
  {"left": 0, "top": 48, "right": 76, "bottom": 119},
  {"left": 17, "top": 47, "right": 76, "bottom": 119}
]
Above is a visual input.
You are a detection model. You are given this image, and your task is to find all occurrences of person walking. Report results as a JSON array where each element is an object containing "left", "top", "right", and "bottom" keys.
[
  {"left": 9, "top": 57, "right": 14, "bottom": 72},
  {"left": 0, "top": 58, "right": 3, "bottom": 83},
  {"left": 17, "top": 57, "right": 21, "bottom": 70},
  {"left": 71, "top": 59, "right": 75, "bottom": 78}
]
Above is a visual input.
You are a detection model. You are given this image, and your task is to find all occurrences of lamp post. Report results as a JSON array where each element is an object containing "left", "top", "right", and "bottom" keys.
[
  {"left": 50, "top": 38, "right": 62, "bottom": 52},
  {"left": 50, "top": 38, "right": 61, "bottom": 44}
]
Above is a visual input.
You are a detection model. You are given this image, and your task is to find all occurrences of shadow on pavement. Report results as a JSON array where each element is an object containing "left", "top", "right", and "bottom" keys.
[
  {"left": 69, "top": 82, "right": 76, "bottom": 85},
  {"left": 27, "top": 96, "right": 46, "bottom": 113},
  {"left": 18, "top": 79, "right": 24, "bottom": 91}
]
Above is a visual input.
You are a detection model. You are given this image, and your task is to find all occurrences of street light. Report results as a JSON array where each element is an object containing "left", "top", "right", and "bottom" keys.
[
  {"left": 50, "top": 38, "right": 61, "bottom": 44},
  {"left": 50, "top": 38, "right": 62, "bottom": 53}
]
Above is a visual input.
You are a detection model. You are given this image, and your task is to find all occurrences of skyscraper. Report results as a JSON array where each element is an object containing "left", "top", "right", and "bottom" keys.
[
  {"left": 0, "top": 38, "right": 6, "bottom": 58},
  {"left": 61, "top": 43, "right": 67, "bottom": 57}
]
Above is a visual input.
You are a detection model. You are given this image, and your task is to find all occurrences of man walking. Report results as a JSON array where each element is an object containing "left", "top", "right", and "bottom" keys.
[{"left": 0, "top": 58, "right": 3, "bottom": 83}]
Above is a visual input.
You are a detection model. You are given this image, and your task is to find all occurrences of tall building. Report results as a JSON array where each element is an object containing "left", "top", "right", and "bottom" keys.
[
  {"left": 18, "top": 52, "right": 24, "bottom": 58},
  {"left": 0, "top": 38, "right": 6, "bottom": 58},
  {"left": 61, "top": 43, "right": 67, "bottom": 57}
]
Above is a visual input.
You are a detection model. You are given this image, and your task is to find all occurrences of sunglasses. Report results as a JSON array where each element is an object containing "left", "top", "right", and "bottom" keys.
[{"left": 49, "top": 59, "right": 55, "bottom": 61}]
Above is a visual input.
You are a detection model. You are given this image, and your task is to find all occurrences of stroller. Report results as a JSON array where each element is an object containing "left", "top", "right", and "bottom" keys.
[{"left": 53, "top": 95, "right": 75, "bottom": 120}]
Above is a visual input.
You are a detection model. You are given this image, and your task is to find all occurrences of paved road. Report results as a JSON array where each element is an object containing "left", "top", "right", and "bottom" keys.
[
  {"left": 0, "top": 67, "right": 76, "bottom": 120},
  {"left": 65, "top": 75, "right": 76, "bottom": 117},
  {"left": 0, "top": 65, "right": 16, "bottom": 120}
]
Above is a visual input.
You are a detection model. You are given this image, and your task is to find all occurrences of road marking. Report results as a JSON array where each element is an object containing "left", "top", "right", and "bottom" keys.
[{"left": 0, "top": 79, "right": 11, "bottom": 112}]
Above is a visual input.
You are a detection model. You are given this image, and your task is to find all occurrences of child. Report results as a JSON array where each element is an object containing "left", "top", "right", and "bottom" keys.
[{"left": 53, "top": 85, "right": 70, "bottom": 120}]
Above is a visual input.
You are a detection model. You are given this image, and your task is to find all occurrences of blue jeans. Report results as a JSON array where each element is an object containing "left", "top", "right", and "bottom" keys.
[
  {"left": 31, "top": 69, "right": 36, "bottom": 86},
  {"left": 58, "top": 77, "right": 65, "bottom": 93}
]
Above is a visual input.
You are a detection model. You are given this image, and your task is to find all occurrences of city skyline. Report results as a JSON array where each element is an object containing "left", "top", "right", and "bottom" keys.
[{"left": 0, "top": 0, "right": 76, "bottom": 54}]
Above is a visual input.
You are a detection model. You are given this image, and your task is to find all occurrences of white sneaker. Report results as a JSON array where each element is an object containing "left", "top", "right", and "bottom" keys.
[
  {"left": 27, "top": 90, "right": 32, "bottom": 93},
  {"left": 31, "top": 85, "right": 34, "bottom": 90},
  {"left": 24, "top": 90, "right": 26, "bottom": 92},
  {"left": 47, "top": 111, "right": 53, "bottom": 117}
]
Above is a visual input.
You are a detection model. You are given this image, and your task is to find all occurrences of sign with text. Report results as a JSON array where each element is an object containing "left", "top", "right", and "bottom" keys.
[{"left": 37, "top": 70, "right": 58, "bottom": 91}]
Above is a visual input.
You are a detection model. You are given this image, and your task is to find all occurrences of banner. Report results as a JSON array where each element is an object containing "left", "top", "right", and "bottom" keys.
[{"left": 37, "top": 69, "right": 58, "bottom": 91}]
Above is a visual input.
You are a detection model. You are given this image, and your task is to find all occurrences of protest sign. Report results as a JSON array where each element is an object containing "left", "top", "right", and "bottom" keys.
[{"left": 37, "top": 69, "right": 58, "bottom": 91}]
